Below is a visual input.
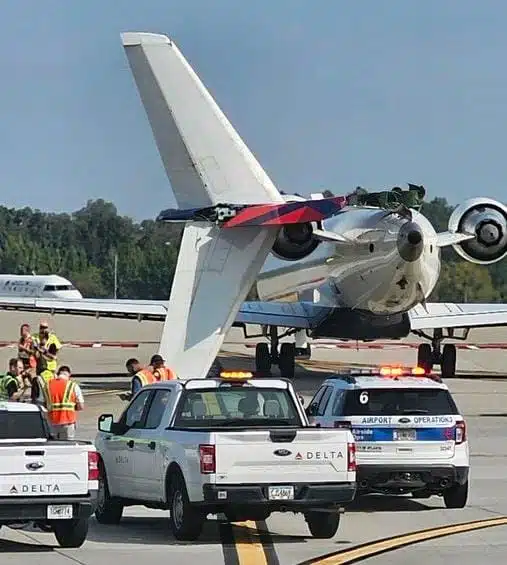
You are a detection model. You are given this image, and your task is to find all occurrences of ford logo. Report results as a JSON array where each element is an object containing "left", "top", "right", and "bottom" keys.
[
  {"left": 399, "top": 417, "right": 411, "bottom": 424},
  {"left": 26, "top": 462, "right": 44, "bottom": 471},
  {"left": 273, "top": 449, "right": 291, "bottom": 457}
]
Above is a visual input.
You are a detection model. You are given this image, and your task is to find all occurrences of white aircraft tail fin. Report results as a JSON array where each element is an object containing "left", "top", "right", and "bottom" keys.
[
  {"left": 158, "top": 221, "right": 278, "bottom": 378},
  {"left": 121, "top": 32, "right": 284, "bottom": 209}
]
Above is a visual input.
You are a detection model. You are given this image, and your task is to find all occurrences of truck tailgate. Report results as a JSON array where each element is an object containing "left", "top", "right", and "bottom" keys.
[
  {"left": 0, "top": 443, "right": 89, "bottom": 497},
  {"left": 213, "top": 429, "right": 351, "bottom": 484}
]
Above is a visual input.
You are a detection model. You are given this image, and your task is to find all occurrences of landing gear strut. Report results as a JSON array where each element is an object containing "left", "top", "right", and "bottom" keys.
[
  {"left": 415, "top": 328, "right": 467, "bottom": 378},
  {"left": 253, "top": 326, "right": 309, "bottom": 378}
]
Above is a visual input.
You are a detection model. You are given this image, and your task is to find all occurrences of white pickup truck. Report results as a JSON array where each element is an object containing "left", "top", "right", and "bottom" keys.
[
  {"left": 0, "top": 402, "right": 99, "bottom": 548},
  {"left": 94, "top": 374, "right": 357, "bottom": 541}
]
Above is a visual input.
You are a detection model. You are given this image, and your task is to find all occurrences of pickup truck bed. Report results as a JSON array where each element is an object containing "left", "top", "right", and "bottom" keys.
[{"left": 0, "top": 403, "right": 99, "bottom": 548}]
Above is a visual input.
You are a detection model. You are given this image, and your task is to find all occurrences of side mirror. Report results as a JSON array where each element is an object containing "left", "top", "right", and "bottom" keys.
[
  {"left": 98, "top": 414, "right": 113, "bottom": 433},
  {"left": 298, "top": 395, "right": 305, "bottom": 407}
]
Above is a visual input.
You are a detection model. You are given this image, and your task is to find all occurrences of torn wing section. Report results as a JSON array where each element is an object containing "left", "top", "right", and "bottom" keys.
[
  {"left": 409, "top": 302, "right": 507, "bottom": 330},
  {"left": 157, "top": 221, "right": 279, "bottom": 378},
  {"left": 157, "top": 196, "right": 349, "bottom": 227},
  {"left": 121, "top": 32, "right": 284, "bottom": 209}
]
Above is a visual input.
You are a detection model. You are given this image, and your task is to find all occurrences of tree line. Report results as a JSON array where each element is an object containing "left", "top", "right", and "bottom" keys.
[{"left": 0, "top": 196, "right": 503, "bottom": 302}]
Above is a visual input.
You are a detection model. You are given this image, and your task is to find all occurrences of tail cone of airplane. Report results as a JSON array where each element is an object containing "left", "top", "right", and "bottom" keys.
[{"left": 397, "top": 221, "right": 424, "bottom": 262}]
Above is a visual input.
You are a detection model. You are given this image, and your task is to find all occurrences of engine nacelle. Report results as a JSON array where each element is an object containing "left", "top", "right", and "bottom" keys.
[
  {"left": 271, "top": 222, "right": 321, "bottom": 261},
  {"left": 448, "top": 197, "right": 507, "bottom": 264}
]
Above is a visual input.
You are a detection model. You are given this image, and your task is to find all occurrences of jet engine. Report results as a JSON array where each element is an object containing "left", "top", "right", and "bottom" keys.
[
  {"left": 448, "top": 197, "right": 507, "bottom": 264},
  {"left": 271, "top": 222, "right": 321, "bottom": 261}
]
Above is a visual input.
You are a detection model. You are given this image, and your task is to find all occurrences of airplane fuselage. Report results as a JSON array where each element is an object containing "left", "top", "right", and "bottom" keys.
[{"left": 257, "top": 206, "right": 440, "bottom": 317}]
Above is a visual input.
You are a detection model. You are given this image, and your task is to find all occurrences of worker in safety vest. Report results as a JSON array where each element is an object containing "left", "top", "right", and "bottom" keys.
[
  {"left": 46, "top": 365, "right": 84, "bottom": 440},
  {"left": 0, "top": 358, "right": 29, "bottom": 401},
  {"left": 126, "top": 358, "right": 156, "bottom": 397},
  {"left": 32, "top": 320, "right": 61, "bottom": 375},
  {"left": 150, "top": 354, "right": 176, "bottom": 381},
  {"left": 18, "top": 324, "right": 37, "bottom": 371},
  {"left": 31, "top": 369, "right": 54, "bottom": 407}
]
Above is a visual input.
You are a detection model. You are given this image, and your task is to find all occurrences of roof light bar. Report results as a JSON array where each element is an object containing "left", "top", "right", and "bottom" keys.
[{"left": 219, "top": 371, "right": 253, "bottom": 379}]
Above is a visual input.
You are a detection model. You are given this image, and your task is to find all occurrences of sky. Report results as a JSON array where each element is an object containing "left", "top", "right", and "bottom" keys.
[{"left": 0, "top": 0, "right": 506, "bottom": 221}]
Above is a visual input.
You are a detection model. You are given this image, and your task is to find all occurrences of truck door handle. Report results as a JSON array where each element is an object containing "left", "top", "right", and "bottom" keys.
[
  {"left": 148, "top": 441, "right": 156, "bottom": 450},
  {"left": 127, "top": 440, "right": 134, "bottom": 448}
]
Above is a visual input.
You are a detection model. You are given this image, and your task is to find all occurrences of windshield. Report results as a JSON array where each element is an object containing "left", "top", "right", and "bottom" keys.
[
  {"left": 342, "top": 388, "right": 459, "bottom": 416},
  {"left": 173, "top": 387, "right": 301, "bottom": 428},
  {"left": 0, "top": 411, "right": 48, "bottom": 439}
]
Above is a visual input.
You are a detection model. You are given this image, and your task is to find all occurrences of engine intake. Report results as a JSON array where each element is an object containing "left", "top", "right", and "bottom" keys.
[
  {"left": 271, "top": 222, "right": 320, "bottom": 261},
  {"left": 448, "top": 197, "right": 507, "bottom": 264}
]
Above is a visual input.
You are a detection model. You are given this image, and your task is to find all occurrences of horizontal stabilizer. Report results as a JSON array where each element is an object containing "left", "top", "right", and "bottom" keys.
[
  {"left": 157, "top": 196, "right": 348, "bottom": 227},
  {"left": 436, "top": 231, "right": 475, "bottom": 247}
]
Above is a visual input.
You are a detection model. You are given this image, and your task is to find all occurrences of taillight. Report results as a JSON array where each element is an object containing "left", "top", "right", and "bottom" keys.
[
  {"left": 455, "top": 420, "right": 466, "bottom": 444},
  {"left": 199, "top": 444, "right": 216, "bottom": 474},
  {"left": 88, "top": 451, "right": 99, "bottom": 481},
  {"left": 347, "top": 442, "right": 356, "bottom": 472},
  {"left": 334, "top": 420, "right": 352, "bottom": 429}
]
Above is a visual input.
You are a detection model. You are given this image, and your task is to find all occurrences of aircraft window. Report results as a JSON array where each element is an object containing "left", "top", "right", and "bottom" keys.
[{"left": 43, "top": 284, "right": 75, "bottom": 291}]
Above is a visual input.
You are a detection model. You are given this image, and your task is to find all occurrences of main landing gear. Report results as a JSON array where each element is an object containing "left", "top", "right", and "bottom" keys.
[
  {"left": 415, "top": 328, "right": 468, "bottom": 378},
  {"left": 254, "top": 327, "right": 311, "bottom": 379}
]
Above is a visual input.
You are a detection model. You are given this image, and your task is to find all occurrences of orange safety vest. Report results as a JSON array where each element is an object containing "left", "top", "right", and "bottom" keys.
[
  {"left": 154, "top": 366, "right": 176, "bottom": 381},
  {"left": 135, "top": 369, "right": 156, "bottom": 387},
  {"left": 47, "top": 379, "right": 77, "bottom": 426}
]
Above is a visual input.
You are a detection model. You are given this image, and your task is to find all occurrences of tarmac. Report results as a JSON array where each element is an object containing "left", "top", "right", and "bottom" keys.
[{"left": 0, "top": 312, "right": 506, "bottom": 564}]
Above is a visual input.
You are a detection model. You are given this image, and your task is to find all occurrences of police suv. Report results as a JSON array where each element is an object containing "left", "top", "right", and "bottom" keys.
[{"left": 306, "top": 366, "right": 469, "bottom": 508}]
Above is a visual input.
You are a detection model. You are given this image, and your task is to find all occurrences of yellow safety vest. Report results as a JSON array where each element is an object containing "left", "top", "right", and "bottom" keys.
[
  {"left": 40, "top": 369, "right": 54, "bottom": 383},
  {"left": 33, "top": 334, "right": 61, "bottom": 373},
  {"left": 36, "top": 376, "right": 50, "bottom": 406},
  {"left": 0, "top": 375, "right": 16, "bottom": 401}
]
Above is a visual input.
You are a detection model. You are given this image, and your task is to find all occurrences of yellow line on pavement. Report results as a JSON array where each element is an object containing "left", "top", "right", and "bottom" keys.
[
  {"left": 84, "top": 389, "right": 125, "bottom": 396},
  {"left": 232, "top": 521, "right": 269, "bottom": 565},
  {"left": 305, "top": 516, "right": 507, "bottom": 565}
]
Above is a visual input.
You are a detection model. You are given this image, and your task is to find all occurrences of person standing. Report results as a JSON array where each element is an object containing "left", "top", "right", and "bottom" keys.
[
  {"left": 126, "top": 358, "right": 156, "bottom": 397},
  {"left": 150, "top": 354, "right": 176, "bottom": 381},
  {"left": 0, "top": 358, "right": 29, "bottom": 401},
  {"left": 18, "top": 324, "right": 36, "bottom": 371},
  {"left": 32, "top": 320, "right": 61, "bottom": 375},
  {"left": 46, "top": 366, "right": 83, "bottom": 439}
]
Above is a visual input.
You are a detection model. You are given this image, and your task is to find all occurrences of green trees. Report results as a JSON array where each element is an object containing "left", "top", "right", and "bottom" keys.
[{"left": 0, "top": 196, "right": 504, "bottom": 302}]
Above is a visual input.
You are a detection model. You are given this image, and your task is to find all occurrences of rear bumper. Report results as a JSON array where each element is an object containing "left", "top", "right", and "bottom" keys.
[
  {"left": 357, "top": 464, "right": 469, "bottom": 492},
  {"left": 201, "top": 482, "right": 356, "bottom": 511},
  {"left": 0, "top": 491, "right": 98, "bottom": 524}
]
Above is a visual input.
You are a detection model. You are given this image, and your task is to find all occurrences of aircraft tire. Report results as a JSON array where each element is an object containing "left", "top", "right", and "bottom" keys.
[
  {"left": 279, "top": 342, "right": 296, "bottom": 378},
  {"left": 417, "top": 343, "right": 433, "bottom": 372},
  {"left": 441, "top": 344, "right": 457, "bottom": 377},
  {"left": 255, "top": 343, "right": 272, "bottom": 376}
]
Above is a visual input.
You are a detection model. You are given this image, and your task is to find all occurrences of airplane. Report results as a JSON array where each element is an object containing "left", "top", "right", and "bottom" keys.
[
  {"left": 0, "top": 275, "right": 83, "bottom": 299},
  {"left": 1, "top": 31, "right": 507, "bottom": 381}
]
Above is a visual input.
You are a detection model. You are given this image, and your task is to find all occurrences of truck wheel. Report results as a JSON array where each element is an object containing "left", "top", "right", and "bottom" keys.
[
  {"left": 168, "top": 473, "right": 204, "bottom": 541},
  {"left": 443, "top": 481, "right": 468, "bottom": 508},
  {"left": 304, "top": 511, "right": 340, "bottom": 539},
  {"left": 95, "top": 468, "right": 123, "bottom": 524},
  {"left": 53, "top": 518, "right": 89, "bottom": 548}
]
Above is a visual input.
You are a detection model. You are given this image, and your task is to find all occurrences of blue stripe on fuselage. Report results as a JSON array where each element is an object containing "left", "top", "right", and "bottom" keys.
[{"left": 352, "top": 427, "right": 456, "bottom": 442}]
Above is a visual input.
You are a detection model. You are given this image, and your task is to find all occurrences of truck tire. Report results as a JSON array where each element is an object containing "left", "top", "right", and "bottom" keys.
[
  {"left": 443, "top": 481, "right": 468, "bottom": 509},
  {"left": 95, "top": 467, "right": 123, "bottom": 524},
  {"left": 168, "top": 473, "right": 204, "bottom": 541},
  {"left": 53, "top": 518, "right": 89, "bottom": 548},
  {"left": 305, "top": 511, "right": 340, "bottom": 539}
]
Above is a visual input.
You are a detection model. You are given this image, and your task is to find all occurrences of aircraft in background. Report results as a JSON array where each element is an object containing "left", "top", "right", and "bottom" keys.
[
  {"left": 0, "top": 275, "right": 83, "bottom": 299},
  {"left": 1, "top": 31, "right": 507, "bottom": 380}
]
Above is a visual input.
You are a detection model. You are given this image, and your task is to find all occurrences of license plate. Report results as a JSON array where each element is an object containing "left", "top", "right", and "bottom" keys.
[
  {"left": 47, "top": 504, "right": 73, "bottom": 520},
  {"left": 394, "top": 429, "right": 416, "bottom": 441},
  {"left": 268, "top": 486, "right": 294, "bottom": 500}
]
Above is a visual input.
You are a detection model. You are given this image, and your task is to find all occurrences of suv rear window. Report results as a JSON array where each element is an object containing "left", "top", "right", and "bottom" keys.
[
  {"left": 342, "top": 388, "right": 459, "bottom": 416},
  {"left": 0, "top": 410, "right": 48, "bottom": 439}
]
